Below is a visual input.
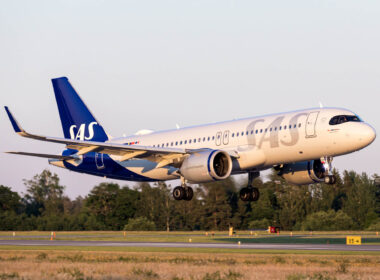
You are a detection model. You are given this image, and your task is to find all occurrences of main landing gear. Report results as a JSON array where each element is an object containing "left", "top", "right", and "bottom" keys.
[
  {"left": 173, "top": 186, "right": 193, "bottom": 201},
  {"left": 240, "top": 171, "right": 260, "bottom": 202},
  {"left": 173, "top": 177, "right": 193, "bottom": 201},
  {"left": 321, "top": 156, "right": 336, "bottom": 185}
]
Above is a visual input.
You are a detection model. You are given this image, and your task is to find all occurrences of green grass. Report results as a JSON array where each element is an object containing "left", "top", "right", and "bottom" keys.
[
  {"left": 0, "top": 245, "right": 379, "bottom": 255},
  {"left": 1, "top": 230, "right": 379, "bottom": 245}
]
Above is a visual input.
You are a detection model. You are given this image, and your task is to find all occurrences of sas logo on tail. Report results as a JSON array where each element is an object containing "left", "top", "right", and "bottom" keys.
[{"left": 69, "top": 122, "right": 98, "bottom": 141}]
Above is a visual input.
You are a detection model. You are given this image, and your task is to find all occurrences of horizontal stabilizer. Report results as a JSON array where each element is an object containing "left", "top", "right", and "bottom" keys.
[{"left": 6, "top": 151, "right": 74, "bottom": 160}]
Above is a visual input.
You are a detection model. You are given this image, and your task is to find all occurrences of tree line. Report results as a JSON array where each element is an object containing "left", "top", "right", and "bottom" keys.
[{"left": 1, "top": 169, "right": 380, "bottom": 231}]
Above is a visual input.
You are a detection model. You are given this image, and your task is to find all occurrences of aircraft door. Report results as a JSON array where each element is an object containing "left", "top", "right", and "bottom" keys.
[
  {"left": 95, "top": 153, "right": 105, "bottom": 169},
  {"left": 223, "top": 130, "right": 229, "bottom": 145},
  {"left": 216, "top": 131, "right": 222, "bottom": 146},
  {"left": 305, "top": 111, "right": 319, "bottom": 138}
]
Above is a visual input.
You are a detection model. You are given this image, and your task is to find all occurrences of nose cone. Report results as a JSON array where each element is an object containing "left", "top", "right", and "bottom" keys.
[{"left": 359, "top": 124, "right": 376, "bottom": 147}]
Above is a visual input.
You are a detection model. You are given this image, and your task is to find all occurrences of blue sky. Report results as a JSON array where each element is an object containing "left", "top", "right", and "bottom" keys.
[{"left": 1, "top": 0, "right": 379, "bottom": 198}]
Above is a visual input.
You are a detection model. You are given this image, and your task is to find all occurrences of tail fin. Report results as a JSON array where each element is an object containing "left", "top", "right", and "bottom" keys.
[{"left": 52, "top": 77, "right": 108, "bottom": 142}]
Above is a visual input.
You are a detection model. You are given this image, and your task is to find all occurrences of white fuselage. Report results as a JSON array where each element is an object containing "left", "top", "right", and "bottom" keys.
[{"left": 108, "top": 107, "right": 375, "bottom": 181}]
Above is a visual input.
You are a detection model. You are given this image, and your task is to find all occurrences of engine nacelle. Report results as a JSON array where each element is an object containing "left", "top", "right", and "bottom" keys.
[
  {"left": 281, "top": 159, "right": 326, "bottom": 185},
  {"left": 180, "top": 150, "right": 232, "bottom": 183}
]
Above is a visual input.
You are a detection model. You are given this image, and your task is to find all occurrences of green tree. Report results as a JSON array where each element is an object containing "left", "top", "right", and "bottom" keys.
[
  {"left": 342, "top": 171, "right": 377, "bottom": 228},
  {"left": 23, "top": 169, "right": 65, "bottom": 216},
  {"left": 0, "top": 185, "right": 21, "bottom": 213},
  {"left": 301, "top": 210, "right": 354, "bottom": 230},
  {"left": 85, "top": 183, "right": 139, "bottom": 230},
  {"left": 124, "top": 217, "right": 156, "bottom": 231},
  {"left": 276, "top": 184, "right": 311, "bottom": 230},
  {"left": 137, "top": 182, "right": 174, "bottom": 230},
  {"left": 201, "top": 180, "right": 233, "bottom": 230},
  {"left": 171, "top": 186, "right": 204, "bottom": 230}
]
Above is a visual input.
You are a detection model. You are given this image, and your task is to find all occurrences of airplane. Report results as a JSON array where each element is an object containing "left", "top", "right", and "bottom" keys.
[{"left": 4, "top": 77, "right": 376, "bottom": 202}]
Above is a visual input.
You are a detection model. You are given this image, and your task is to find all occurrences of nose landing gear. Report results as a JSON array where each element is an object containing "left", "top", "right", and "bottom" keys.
[
  {"left": 324, "top": 175, "right": 336, "bottom": 184},
  {"left": 321, "top": 156, "right": 336, "bottom": 185}
]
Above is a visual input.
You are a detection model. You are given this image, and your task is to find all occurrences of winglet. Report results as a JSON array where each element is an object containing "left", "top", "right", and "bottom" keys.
[{"left": 4, "top": 106, "right": 25, "bottom": 133}]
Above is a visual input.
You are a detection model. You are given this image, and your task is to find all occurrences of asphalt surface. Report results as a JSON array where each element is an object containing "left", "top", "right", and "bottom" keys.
[{"left": 0, "top": 239, "right": 379, "bottom": 251}]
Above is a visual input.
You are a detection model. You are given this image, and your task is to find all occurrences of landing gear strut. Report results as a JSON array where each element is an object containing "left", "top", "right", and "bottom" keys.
[
  {"left": 173, "top": 177, "right": 194, "bottom": 201},
  {"left": 240, "top": 171, "right": 260, "bottom": 202},
  {"left": 321, "top": 156, "right": 336, "bottom": 185}
]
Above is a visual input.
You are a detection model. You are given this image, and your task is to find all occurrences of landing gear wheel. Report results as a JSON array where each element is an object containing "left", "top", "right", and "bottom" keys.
[
  {"left": 240, "top": 187, "right": 260, "bottom": 202},
  {"left": 239, "top": 187, "right": 251, "bottom": 202},
  {"left": 184, "top": 187, "right": 194, "bottom": 201},
  {"left": 251, "top": 187, "right": 260, "bottom": 202},
  {"left": 324, "top": 175, "right": 336, "bottom": 185},
  {"left": 173, "top": 186, "right": 185, "bottom": 200}
]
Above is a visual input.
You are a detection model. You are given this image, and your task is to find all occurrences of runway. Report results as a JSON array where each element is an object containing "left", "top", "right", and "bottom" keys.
[{"left": 0, "top": 239, "right": 379, "bottom": 251}]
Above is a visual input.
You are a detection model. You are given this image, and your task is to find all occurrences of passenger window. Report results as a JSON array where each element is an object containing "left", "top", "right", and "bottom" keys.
[
  {"left": 189, "top": 139, "right": 192, "bottom": 144},
  {"left": 171, "top": 142, "right": 173, "bottom": 146},
  {"left": 194, "top": 139, "right": 196, "bottom": 143},
  {"left": 294, "top": 124, "right": 297, "bottom": 128},
  {"left": 284, "top": 125, "right": 287, "bottom": 129},
  {"left": 241, "top": 131, "right": 244, "bottom": 135},
  {"left": 180, "top": 141, "right": 183, "bottom": 145},
  {"left": 208, "top": 137, "right": 210, "bottom": 141},
  {"left": 265, "top": 128, "right": 268, "bottom": 133},
  {"left": 274, "top": 127, "right": 277, "bottom": 131},
  {"left": 184, "top": 140, "right": 187, "bottom": 144},
  {"left": 232, "top": 133, "right": 235, "bottom": 137},
  {"left": 203, "top": 137, "right": 206, "bottom": 141},
  {"left": 198, "top": 138, "right": 201, "bottom": 142},
  {"left": 260, "top": 129, "right": 263, "bottom": 133},
  {"left": 212, "top": 136, "right": 215, "bottom": 140},
  {"left": 298, "top": 123, "right": 301, "bottom": 128},
  {"left": 270, "top": 128, "right": 272, "bottom": 132},
  {"left": 237, "top": 132, "right": 239, "bottom": 136},
  {"left": 255, "top": 130, "right": 258, "bottom": 134},
  {"left": 175, "top": 141, "right": 178, "bottom": 145}
]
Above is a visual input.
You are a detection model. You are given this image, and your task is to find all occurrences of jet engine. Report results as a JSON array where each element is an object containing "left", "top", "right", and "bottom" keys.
[
  {"left": 180, "top": 150, "right": 232, "bottom": 183},
  {"left": 280, "top": 159, "right": 326, "bottom": 185}
]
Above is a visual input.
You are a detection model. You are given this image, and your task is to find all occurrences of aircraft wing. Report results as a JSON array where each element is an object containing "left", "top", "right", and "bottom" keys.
[
  {"left": 6, "top": 151, "right": 76, "bottom": 160},
  {"left": 5, "top": 106, "right": 188, "bottom": 165}
]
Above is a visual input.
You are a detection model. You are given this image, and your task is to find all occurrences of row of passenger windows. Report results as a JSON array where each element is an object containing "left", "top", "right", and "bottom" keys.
[
  {"left": 152, "top": 123, "right": 302, "bottom": 148},
  {"left": 231, "top": 123, "right": 301, "bottom": 138}
]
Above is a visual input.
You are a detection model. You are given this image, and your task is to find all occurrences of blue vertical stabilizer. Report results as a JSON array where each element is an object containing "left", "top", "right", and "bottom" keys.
[{"left": 52, "top": 77, "right": 108, "bottom": 142}]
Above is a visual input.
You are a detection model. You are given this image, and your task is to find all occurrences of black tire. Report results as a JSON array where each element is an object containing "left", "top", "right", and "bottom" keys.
[
  {"left": 184, "top": 187, "right": 194, "bottom": 201},
  {"left": 324, "top": 175, "right": 336, "bottom": 185},
  {"left": 173, "top": 186, "right": 185, "bottom": 200},
  {"left": 324, "top": 176, "right": 331, "bottom": 184},
  {"left": 239, "top": 187, "right": 251, "bottom": 202},
  {"left": 251, "top": 187, "right": 260, "bottom": 202}
]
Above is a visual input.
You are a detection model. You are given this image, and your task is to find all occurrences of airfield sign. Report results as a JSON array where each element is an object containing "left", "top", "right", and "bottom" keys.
[{"left": 346, "top": 236, "right": 361, "bottom": 245}]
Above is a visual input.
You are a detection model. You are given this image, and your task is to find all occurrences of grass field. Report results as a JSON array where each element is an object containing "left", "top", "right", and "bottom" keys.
[
  {"left": 0, "top": 250, "right": 380, "bottom": 279},
  {"left": 0, "top": 231, "right": 379, "bottom": 279}
]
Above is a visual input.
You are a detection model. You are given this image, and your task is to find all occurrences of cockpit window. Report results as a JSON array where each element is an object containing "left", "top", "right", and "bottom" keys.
[{"left": 329, "top": 115, "right": 361, "bottom": 125}]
